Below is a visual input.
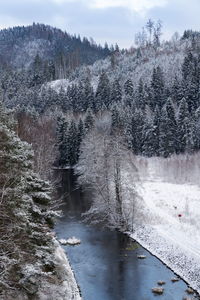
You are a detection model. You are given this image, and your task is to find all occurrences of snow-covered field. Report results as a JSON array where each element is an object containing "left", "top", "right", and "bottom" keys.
[{"left": 129, "top": 154, "right": 200, "bottom": 294}]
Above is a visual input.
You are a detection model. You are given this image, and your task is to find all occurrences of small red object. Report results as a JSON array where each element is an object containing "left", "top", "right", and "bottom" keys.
[{"left": 178, "top": 214, "right": 182, "bottom": 217}]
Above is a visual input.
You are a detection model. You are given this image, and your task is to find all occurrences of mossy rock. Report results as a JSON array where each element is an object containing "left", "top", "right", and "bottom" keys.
[{"left": 126, "top": 242, "right": 140, "bottom": 251}]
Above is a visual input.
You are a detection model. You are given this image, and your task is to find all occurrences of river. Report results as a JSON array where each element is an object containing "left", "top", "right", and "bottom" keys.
[{"left": 55, "top": 170, "right": 198, "bottom": 300}]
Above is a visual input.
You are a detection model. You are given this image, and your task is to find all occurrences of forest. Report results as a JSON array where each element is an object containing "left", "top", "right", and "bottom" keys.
[{"left": 1, "top": 22, "right": 200, "bottom": 297}]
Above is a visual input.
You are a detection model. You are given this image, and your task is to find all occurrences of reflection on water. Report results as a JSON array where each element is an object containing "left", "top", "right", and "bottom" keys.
[{"left": 55, "top": 170, "right": 198, "bottom": 300}]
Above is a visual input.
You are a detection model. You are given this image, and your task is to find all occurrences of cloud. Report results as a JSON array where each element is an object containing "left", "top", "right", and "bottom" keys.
[
  {"left": 0, "top": 0, "right": 199, "bottom": 48},
  {"left": 88, "top": 0, "right": 168, "bottom": 14},
  {"left": 50, "top": 0, "right": 75, "bottom": 4},
  {"left": 48, "top": 0, "right": 168, "bottom": 15},
  {"left": 0, "top": 15, "right": 29, "bottom": 29}
]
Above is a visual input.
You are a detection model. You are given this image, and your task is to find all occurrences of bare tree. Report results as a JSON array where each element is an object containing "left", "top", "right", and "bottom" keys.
[
  {"left": 16, "top": 111, "right": 57, "bottom": 180},
  {"left": 146, "top": 19, "right": 154, "bottom": 46},
  {"left": 153, "top": 20, "right": 163, "bottom": 49},
  {"left": 75, "top": 115, "right": 140, "bottom": 229},
  {"left": 135, "top": 27, "right": 147, "bottom": 48}
]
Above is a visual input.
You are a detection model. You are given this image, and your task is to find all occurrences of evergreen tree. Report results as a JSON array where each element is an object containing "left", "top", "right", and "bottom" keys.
[
  {"left": 165, "top": 98, "right": 177, "bottom": 151},
  {"left": 95, "top": 72, "right": 110, "bottom": 110},
  {"left": 171, "top": 75, "right": 183, "bottom": 105},
  {"left": 110, "top": 79, "right": 122, "bottom": 105},
  {"left": 176, "top": 98, "right": 190, "bottom": 153},
  {"left": 111, "top": 105, "right": 122, "bottom": 134},
  {"left": 0, "top": 102, "right": 56, "bottom": 294},
  {"left": 194, "top": 107, "right": 200, "bottom": 150},
  {"left": 142, "top": 108, "right": 156, "bottom": 157},
  {"left": 77, "top": 118, "right": 85, "bottom": 158},
  {"left": 159, "top": 106, "right": 176, "bottom": 157},
  {"left": 136, "top": 78, "right": 146, "bottom": 110},
  {"left": 67, "top": 120, "right": 78, "bottom": 165},
  {"left": 83, "top": 77, "right": 95, "bottom": 111},
  {"left": 124, "top": 79, "right": 134, "bottom": 97},
  {"left": 56, "top": 116, "right": 69, "bottom": 166},
  {"left": 153, "top": 105, "right": 160, "bottom": 155},
  {"left": 84, "top": 108, "right": 94, "bottom": 133},
  {"left": 134, "top": 109, "right": 145, "bottom": 154},
  {"left": 151, "top": 66, "right": 165, "bottom": 109},
  {"left": 182, "top": 52, "right": 199, "bottom": 112}
]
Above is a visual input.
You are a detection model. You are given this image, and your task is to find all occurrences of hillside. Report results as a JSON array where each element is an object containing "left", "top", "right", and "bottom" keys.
[{"left": 0, "top": 23, "right": 110, "bottom": 71}]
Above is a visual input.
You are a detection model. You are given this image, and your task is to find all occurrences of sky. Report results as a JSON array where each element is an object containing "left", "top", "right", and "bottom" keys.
[{"left": 0, "top": 0, "right": 199, "bottom": 48}]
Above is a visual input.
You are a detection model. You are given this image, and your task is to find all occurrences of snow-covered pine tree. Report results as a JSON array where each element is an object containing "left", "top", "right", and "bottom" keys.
[
  {"left": 84, "top": 108, "right": 94, "bottom": 133},
  {"left": 0, "top": 102, "right": 57, "bottom": 296},
  {"left": 151, "top": 66, "right": 165, "bottom": 109},
  {"left": 67, "top": 120, "right": 79, "bottom": 166},
  {"left": 77, "top": 118, "right": 85, "bottom": 157},
  {"left": 83, "top": 77, "right": 95, "bottom": 111},
  {"left": 110, "top": 79, "right": 122, "bottom": 105},
  {"left": 176, "top": 97, "right": 190, "bottom": 153},
  {"left": 159, "top": 104, "right": 176, "bottom": 157},
  {"left": 142, "top": 109, "right": 156, "bottom": 157},
  {"left": 124, "top": 79, "right": 134, "bottom": 97},
  {"left": 56, "top": 115, "right": 69, "bottom": 166},
  {"left": 95, "top": 72, "right": 111, "bottom": 110},
  {"left": 153, "top": 105, "right": 160, "bottom": 156}
]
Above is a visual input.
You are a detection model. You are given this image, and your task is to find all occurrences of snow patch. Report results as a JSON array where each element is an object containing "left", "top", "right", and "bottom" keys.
[
  {"left": 59, "top": 237, "right": 81, "bottom": 246},
  {"left": 46, "top": 79, "right": 70, "bottom": 92}
]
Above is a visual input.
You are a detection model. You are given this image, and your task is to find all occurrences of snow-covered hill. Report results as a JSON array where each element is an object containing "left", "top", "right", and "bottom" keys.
[
  {"left": 45, "top": 36, "right": 193, "bottom": 101},
  {"left": 0, "top": 23, "right": 110, "bottom": 69}
]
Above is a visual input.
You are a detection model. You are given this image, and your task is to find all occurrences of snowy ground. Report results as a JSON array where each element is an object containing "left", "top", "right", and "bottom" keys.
[
  {"left": 37, "top": 240, "right": 81, "bottom": 300},
  {"left": 128, "top": 154, "right": 200, "bottom": 294},
  {"left": 3, "top": 240, "right": 81, "bottom": 300}
]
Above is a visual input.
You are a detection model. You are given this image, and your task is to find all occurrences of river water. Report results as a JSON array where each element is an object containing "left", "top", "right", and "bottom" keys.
[{"left": 55, "top": 170, "right": 197, "bottom": 300}]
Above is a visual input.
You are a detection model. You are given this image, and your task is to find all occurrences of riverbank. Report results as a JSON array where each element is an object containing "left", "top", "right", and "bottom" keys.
[
  {"left": 37, "top": 239, "right": 81, "bottom": 300},
  {"left": 1, "top": 239, "right": 81, "bottom": 300},
  {"left": 129, "top": 154, "right": 200, "bottom": 295}
]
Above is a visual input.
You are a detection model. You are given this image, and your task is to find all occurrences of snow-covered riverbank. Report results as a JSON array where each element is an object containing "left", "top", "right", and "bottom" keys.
[
  {"left": 37, "top": 240, "right": 81, "bottom": 300},
  {"left": 129, "top": 154, "right": 200, "bottom": 294}
]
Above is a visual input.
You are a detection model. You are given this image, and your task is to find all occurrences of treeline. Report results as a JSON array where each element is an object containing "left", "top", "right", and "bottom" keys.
[
  {"left": 55, "top": 50, "right": 200, "bottom": 166},
  {"left": 2, "top": 29, "right": 200, "bottom": 165},
  {"left": 0, "top": 23, "right": 111, "bottom": 74},
  {"left": 56, "top": 110, "right": 94, "bottom": 166}
]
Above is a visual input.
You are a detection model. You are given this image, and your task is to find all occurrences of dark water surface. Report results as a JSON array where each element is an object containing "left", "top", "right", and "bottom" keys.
[{"left": 55, "top": 170, "right": 198, "bottom": 300}]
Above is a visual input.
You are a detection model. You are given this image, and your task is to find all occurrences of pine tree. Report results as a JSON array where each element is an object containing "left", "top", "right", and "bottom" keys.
[
  {"left": 176, "top": 98, "right": 190, "bottom": 153},
  {"left": 171, "top": 76, "right": 183, "bottom": 105},
  {"left": 77, "top": 118, "right": 85, "bottom": 158},
  {"left": 83, "top": 77, "right": 95, "bottom": 111},
  {"left": 84, "top": 108, "right": 94, "bottom": 133},
  {"left": 125, "top": 119, "right": 133, "bottom": 150},
  {"left": 56, "top": 116, "right": 69, "bottom": 166},
  {"left": 153, "top": 105, "right": 160, "bottom": 155},
  {"left": 0, "top": 102, "right": 56, "bottom": 294},
  {"left": 159, "top": 106, "right": 176, "bottom": 157},
  {"left": 67, "top": 120, "right": 78, "bottom": 166},
  {"left": 182, "top": 52, "right": 199, "bottom": 112},
  {"left": 194, "top": 107, "right": 200, "bottom": 150},
  {"left": 151, "top": 66, "right": 165, "bottom": 109},
  {"left": 111, "top": 105, "right": 122, "bottom": 134},
  {"left": 124, "top": 79, "right": 134, "bottom": 97},
  {"left": 95, "top": 72, "right": 110, "bottom": 110},
  {"left": 134, "top": 109, "right": 145, "bottom": 154},
  {"left": 142, "top": 108, "right": 156, "bottom": 157},
  {"left": 136, "top": 78, "right": 146, "bottom": 110},
  {"left": 165, "top": 98, "right": 177, "bottom": 151},
  {"left": 110, "top": 79, "right": 122, "bottom": 105}
]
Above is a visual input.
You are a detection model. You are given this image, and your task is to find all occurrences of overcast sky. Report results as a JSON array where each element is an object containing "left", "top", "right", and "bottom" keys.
[{"left": 0, "top": 0, "right": 199, "bottom": 48}]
